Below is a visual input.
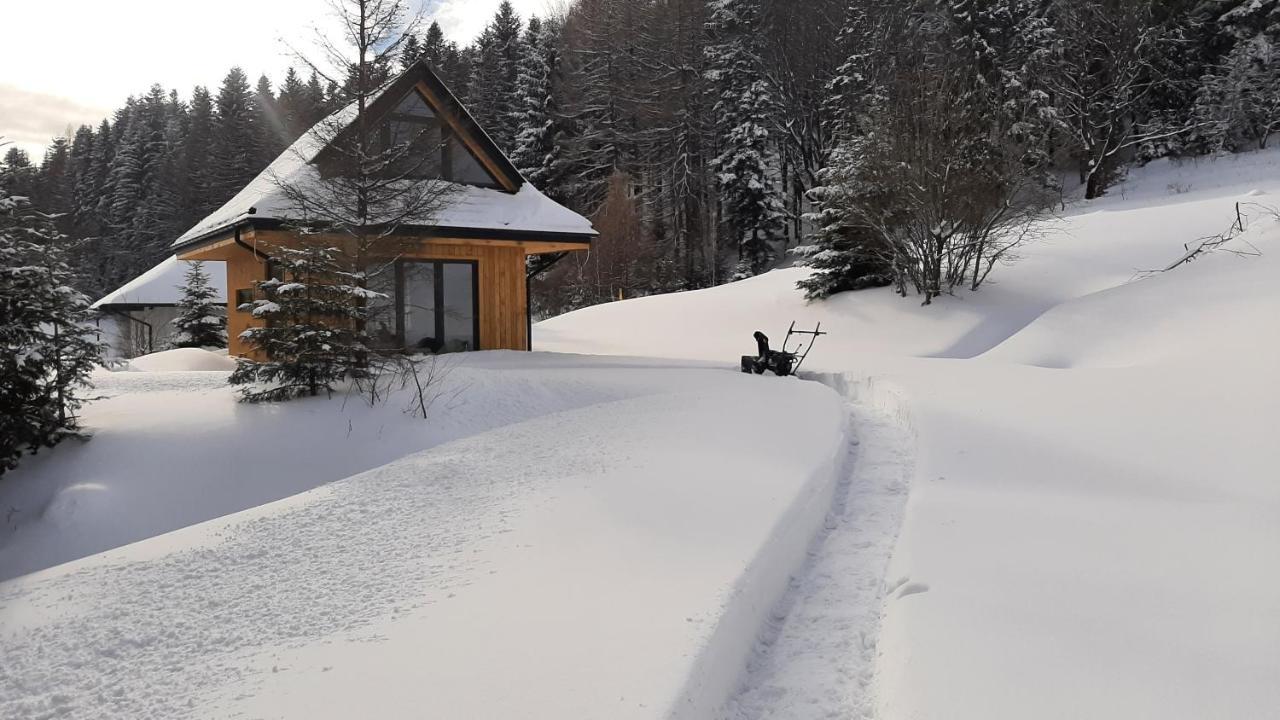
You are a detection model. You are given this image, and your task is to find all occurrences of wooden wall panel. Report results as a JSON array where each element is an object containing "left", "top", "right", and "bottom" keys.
[
  {"left": 225, "top": 246, "right": 267, "bottom": 358},
  {"left": 185, "top": 231, "right": 532, "bottom": 356}
]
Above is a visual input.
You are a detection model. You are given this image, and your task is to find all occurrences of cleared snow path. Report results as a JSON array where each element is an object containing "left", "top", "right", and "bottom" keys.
[{"left": 721, "top": 377, "right": 915, "bottom": 720}]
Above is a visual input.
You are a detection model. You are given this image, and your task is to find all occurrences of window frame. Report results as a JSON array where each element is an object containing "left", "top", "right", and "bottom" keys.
[{"left": 389, "top": 258, "right": 481, "bottom": 353}]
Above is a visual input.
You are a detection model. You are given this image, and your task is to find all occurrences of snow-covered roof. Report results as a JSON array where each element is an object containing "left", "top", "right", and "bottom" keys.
[
  {"left": 92, "top": 256, "right": 227, "bottom": 309},
  {"left": 171, "top": 62, "right": 595, "bottom": 250}
]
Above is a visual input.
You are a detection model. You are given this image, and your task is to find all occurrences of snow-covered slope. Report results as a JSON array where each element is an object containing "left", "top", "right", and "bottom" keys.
[
  {"left": 537, "top": 149, "right": 1280, "bottom": 719},
  {"left": 0, "top": 354, "right": 849, "bottom": 720}
]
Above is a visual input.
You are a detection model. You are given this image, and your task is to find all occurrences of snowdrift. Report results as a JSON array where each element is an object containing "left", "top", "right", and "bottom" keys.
[{"left": 127, "top": 347, "right": 238, "bottom": 372}]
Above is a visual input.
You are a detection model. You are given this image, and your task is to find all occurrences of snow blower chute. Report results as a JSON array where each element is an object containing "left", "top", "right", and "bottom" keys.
[{"left": 740, "top": 322, "right": 826, "bottom": 377}]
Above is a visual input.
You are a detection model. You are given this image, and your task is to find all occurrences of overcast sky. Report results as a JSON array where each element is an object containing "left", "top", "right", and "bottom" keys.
[{"left": 1, "top": 0, "right": 551, "bottom": 161}]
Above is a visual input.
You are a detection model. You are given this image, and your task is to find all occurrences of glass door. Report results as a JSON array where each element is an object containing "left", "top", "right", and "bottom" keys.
[{"left": 397, "top": 260, "right": 478, "bottom": 353}]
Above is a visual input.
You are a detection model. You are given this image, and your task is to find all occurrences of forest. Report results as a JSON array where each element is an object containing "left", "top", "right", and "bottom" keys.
[{"left": 4, "top": 0, "right": 1279, "bottom": 311}]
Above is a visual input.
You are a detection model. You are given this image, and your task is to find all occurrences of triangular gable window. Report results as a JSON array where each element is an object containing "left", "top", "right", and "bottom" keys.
[{"left": 377, "top": 88, "right": 502, "bottom": 188}]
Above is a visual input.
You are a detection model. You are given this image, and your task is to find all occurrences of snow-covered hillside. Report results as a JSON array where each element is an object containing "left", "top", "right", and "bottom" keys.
[
  {"left": 1, "top": 353, "right": 854, "bottom": 720},
  {"left": 539, "top": 150, "right": 1280, "bottom": 719},
  {"left": 2, "top": 151, "right": 1278, "bottom": 720}
]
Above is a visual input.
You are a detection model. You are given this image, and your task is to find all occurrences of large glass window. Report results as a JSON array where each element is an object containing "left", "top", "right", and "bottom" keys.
[
  {"left": 384, "top": 92, "right": 444, "bottom": 180},
  {"left": 440, "top": 262, "right": 476, "bottom": 352},
  {"left": 403, "top": 261, "right": 439, "bottom": 350},
  {"left": 365, "top": 261, "right": 399, "bottom": 348},
  {"left": 369, "top": 260, "right": 478, "bottom": 353}
]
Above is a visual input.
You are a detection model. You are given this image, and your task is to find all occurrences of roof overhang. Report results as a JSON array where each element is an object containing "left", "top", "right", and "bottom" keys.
[{"left": 172, "top": 217, "right": 595, "bottom": 257}]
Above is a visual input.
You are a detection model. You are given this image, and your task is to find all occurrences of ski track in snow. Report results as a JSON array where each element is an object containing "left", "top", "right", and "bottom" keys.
[{"left": 720, "top": 388, "right": 915, "bottom": 720}]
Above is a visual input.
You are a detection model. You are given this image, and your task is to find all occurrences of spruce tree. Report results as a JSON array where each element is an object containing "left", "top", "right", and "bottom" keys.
[
  {"left": 470, "top": 2, "right": 525, "bottom": 152},
  {"left": 511, "top": 17, "right": 556, "bottom": 184},
  {"left": 169, "top": 261, "right": 227, "bottom": 349},
  {"left": 255, "top": 74, "right": 285, "bottom": 158},
  {"left": 228, "top": 243, "right": 368, "bottom": 401},
  {"left": 183, "top": 86, "right": 217, "bottom": 223},
  {"left": 400, "top": 33, "right": 422, "bottom": 71},
  {"left": 0, "top": 176, "right": 102, "bottom": 475},
  {"left": 705, "top": 0, "right": 786, "bottom": 278},
  {"left": 795, "top": 1, "right": 892, "bottom": 299},
  {"left": 423, "top": 20, "right": 448, "bottom": 65},
  {"left": 210, "top": 68, "right": 262, "bottom": 205}
]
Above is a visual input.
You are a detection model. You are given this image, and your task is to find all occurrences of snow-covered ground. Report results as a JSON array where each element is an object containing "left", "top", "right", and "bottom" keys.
[
  {"left": 540, "top": 149, "right": 1280, "bottom": 719},
  {"left": 1, "top": 352, "right": 851, "bottom": 719},
  {"left": 3, "top": 150, "right": 1278, "bottom": 719}
]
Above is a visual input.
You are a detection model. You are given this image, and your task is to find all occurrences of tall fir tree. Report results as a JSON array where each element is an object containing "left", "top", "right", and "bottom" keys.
[
  {"left": 183, "top": 86, "right": 217, "bottom": 223},
  {"left": 0, "top": 177, "right": 102, "bottom": 475},
  {"left": 511, "top": 17, "right": 558, "bottom": 188},
  {"left": 210, "top": 68, "right": 263, "bottom": 207},
  {"left": 169, "top": 261, "right": 227, "bottom": 349},
  {"left": 469, "top": 1, "right": 525, "bottom": 152},
  {"left": 705, "top": 0, "right": 786, "bottom": 278}
]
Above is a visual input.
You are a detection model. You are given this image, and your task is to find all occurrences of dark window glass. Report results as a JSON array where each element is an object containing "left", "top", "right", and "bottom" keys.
[
  {"left": 441, "top": 262, "right": 476, "bottom": 352},
  {"left": 403, "top": 261, "right": 439, "bottom": 351},
  {"left": 365, "top": 262, "right": 398, "bottom": 349},
  {"left": 448, "top": 135, "right": 500, "bottom": 187},
  {"left": 368, "top": 260, "right": 478, "bottom": 353}
]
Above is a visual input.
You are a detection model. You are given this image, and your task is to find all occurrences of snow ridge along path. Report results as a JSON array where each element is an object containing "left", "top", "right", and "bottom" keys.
[{"left": 721, "top": 376, "right": 916, "bottom": 720}]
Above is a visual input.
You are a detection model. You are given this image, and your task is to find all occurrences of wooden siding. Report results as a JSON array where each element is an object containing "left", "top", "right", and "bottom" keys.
[{"left": 179, "top": 229, "right": 537, "bottom": 357}]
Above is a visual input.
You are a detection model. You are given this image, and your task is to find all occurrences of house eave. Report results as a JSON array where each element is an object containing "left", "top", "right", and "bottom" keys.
[{"left": 173, "top": 217, "right": 595, "bottom": 256}]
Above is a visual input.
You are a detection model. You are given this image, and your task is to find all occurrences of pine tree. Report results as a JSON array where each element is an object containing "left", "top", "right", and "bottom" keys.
[
  {"left": 37, "top": 135, "right": 73, "bottom": 221},
  {"left": 705, "top": 0, "right": 786, "bottom": 278},
  {"left": 2, "top": 147, "right": 37, "bottom": 199},
  {"left": 228, "top": 243, "right": 368, "bottom": 401},
  {"left": 400, "top": 33, "right": 422, "bottom": 71},
  {"left": 210, "top": 68, "right": 262, "bottom": 206},
  {"left": 183, "top": 86, "right": 217, "bottom": 223},
  {"left": 423, "top": 20, "right": 448, "bottom": 65},
  {"left": 795, "top": 1, "right": 893, "bottom": 299},
  {"left": 469, "top": 1, "right": 525, "bottom": 152},
  {"left": 306, "top": 71, "right": 330, "bottom": 126},
  {"left": 1195, "top": 34, "right": 1280, "bottom": 151},
  {"left": 169, "top": 261, "right": 227, "bottom": 349},
  {"left": 256, "top": 74, "right": 286, "bottom": 158},
  {"left": 0, "top": 177, "right": 102, "bottom": 475},
  {"left": 511, "top": 17, "right": 557, "bottom": 185}
]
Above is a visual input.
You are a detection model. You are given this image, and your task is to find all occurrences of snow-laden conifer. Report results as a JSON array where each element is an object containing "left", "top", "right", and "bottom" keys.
[
  {"left": 169, "top": 261, "right": 227, "bottom": 349},
  {"left": 0, "top": 172, "right": 102, "bottom": 475}
]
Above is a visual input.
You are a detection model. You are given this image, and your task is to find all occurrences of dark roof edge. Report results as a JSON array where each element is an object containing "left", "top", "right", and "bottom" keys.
[{"left": 172, "top": 217, "right": 595, "bottom": 255}]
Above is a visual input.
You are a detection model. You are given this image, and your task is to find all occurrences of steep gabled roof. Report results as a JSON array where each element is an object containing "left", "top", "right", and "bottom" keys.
[
  {"left": 171, "top": 59, "right": 595, "bottom": 251},
  {"left": 92, "top": 256, "right": 228, "bottom": 309}
]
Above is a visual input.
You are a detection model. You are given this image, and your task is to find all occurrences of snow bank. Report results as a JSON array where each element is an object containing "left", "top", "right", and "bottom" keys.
[
  {"left": 534, "top": 148, "right": 1280, "bottom": 719},
  {"left": 126, "top": 347, "right": 238, "bottom": 372},
  {"left": 1, "top": 354, "right": 849, "bottom": 720}
]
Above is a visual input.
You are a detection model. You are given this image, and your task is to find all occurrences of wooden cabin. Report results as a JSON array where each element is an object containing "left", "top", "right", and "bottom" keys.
[{"left": 170, "top": 60, "right": 595, "bottom": 357}]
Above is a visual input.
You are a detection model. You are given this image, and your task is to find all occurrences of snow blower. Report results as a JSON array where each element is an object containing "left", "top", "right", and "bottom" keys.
[{"left": 740, "top": 322, "right": 826, "bottom": 377}]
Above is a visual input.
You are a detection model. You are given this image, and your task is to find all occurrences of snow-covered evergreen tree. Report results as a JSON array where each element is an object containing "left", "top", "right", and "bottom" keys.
[
  {"left": 0, "top": 174, "right": 102, "bottom": 475},
  {"left": 511, "top": 16, "right": 561, "bottom": 192},
  {"left": 229, "top": 243, "right": 370, "bottom": 401},
  {"left": 794, "top": 1, "right": 891, "bottom": 299},
  {"left": 469, "top": 1, "right": 525, "bottom": 152},
  {"left": 210, "top": 68, "right": 263, "bottom": 206},
  {"left": 169, "top": 261, "right": 227, "bottom": 349},
  {"left": 1194, "top": 21, "right": 1280, "bottom": 152},
  {"left": 400, "top": 33, "right": 423, "bottom": 71},
  {"left": 705, "top": 0, "right": 786, "bottom": 278}
]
